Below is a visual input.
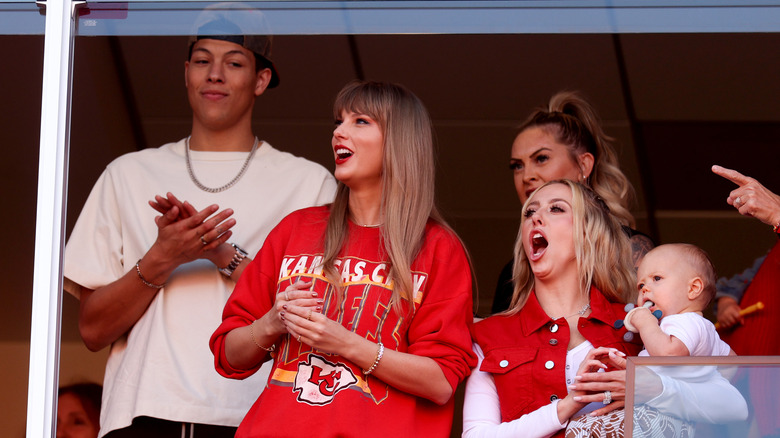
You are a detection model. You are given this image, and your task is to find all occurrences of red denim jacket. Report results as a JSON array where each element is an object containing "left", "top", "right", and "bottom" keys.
[{"left": 471, "top": 287, "right": 642, "bottom": 436}]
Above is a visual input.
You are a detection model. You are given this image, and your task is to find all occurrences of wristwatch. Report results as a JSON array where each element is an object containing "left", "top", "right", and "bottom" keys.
[{"left": 219, "top": 243, "right": 248, "bottom": 277}]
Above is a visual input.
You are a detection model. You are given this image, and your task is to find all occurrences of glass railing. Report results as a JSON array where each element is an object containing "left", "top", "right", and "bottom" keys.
[
  {"left": 73, "top": 0, "right": 780, "bottom": 37},
  {"left": 0, "top": 1, "right": 44, "bottom": 35},
  {"left": 626, "top": 356, "right": 780, "bottom": 437},
  {"left": 14, "top": 1, "right": 780, "bottom": 436}
]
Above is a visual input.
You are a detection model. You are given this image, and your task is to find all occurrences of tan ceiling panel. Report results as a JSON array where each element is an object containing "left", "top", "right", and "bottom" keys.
[
  {"left": 620, "top": 33, "right": 780, "bottom": 122},
  {"left": 353, "top": 34, "right": 628, "bottom": 122},
  {"left": 111, "top": 36, "right": 192, "bottom": 120},
  {"left": 254, "top": 35, "right": 358, "bottom": 119}
]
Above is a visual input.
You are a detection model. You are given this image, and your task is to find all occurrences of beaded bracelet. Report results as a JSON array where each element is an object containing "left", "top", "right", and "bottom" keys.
[
  {"left": 249, "top": 320, "right": 275, "bottom": 352},
  {"left": 363, "top": 342, "right": 384, "bottom": 375},
  {"left": 135, "top": 259, "right": 165, "bottom": 289}
]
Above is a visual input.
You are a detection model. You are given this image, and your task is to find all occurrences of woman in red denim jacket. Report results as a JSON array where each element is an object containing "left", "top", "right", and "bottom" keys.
[{"left": 463, "top": 180, "right": 642, "bottom": 438}]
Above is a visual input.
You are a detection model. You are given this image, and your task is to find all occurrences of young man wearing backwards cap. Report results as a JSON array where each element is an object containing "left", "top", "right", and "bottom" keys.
[{"left": 63, "top": 4, "right": 337, "bottom": 437}]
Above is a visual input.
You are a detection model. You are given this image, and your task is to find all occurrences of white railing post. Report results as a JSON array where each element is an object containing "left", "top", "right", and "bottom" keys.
[{"left": 27, "top": 0, "right": 76, "bottom": 436}]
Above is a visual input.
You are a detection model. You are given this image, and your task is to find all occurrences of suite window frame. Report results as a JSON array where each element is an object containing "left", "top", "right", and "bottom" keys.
[{"left": 21, "top": 1, "right": 780, "bottom": 436}]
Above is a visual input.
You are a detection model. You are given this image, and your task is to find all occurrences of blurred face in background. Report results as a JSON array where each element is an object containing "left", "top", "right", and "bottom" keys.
[{"left": 56, "top": 393, "right": 99, "bottom": 438}]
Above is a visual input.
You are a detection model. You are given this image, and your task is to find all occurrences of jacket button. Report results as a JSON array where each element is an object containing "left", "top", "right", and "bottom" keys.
[
  {"left": 549, "top": 324, "right": 559, "bottom": 333},
  {"left": 545, "top": 360, "right": 554, "bottom": 370},
  {"left": 623, "top": 332, "right": 634, "bottom": 342},
  {"left": 499, "top": 360, "right": 509, "bottom": 368},
  {"left": 549, "top": 339, "right": 558, "bottom": 346},
  {"left": 550, "top": 394, "right": 559, "bottom": 401}
]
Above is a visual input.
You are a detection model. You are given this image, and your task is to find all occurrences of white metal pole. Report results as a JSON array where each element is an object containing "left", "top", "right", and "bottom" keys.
[{"left": 27, "top": 0, "right": 75, "bottom": 435}]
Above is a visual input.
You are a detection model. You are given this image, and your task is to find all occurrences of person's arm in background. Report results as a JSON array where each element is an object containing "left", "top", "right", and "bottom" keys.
[
  {"left": 714, "top": 255, "right": 765, "bottom": 329},
  {"left": 711, "top": 165, "right": 780, "bottom": 229},
  {"left": 711, "top": 165, "right": 780, "bottom": 329}
]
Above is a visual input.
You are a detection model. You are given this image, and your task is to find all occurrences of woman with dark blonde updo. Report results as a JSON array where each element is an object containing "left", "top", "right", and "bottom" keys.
[{"left": 492, "top": 91, "right": 653, "bottom": 314}]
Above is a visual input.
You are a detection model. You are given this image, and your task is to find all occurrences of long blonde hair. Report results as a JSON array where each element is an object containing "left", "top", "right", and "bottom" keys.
[
  {"left": 322, "top": 80, "right": 450, "bottom": 308},
  {"left": 507, "top": 180, "right": 636, "bottom": 314},
  {"left": 517, "top": 91, "right": 636, "bottom": 228}
]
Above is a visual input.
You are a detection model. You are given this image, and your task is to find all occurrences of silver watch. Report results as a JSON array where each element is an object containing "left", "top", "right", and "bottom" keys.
[{"left": 219, "top": 243, "right": 248, "bottom": 277}]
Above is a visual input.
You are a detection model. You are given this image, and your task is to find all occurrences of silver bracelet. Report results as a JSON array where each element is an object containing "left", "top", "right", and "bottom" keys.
[
  {"left": 135, "top": 259, "right": 165, "bottom": 289},
  {"left": 219, "top": 243, "right": 248, "bottom": 277},
  {"left": 363, "top": 342, "right": 384, "bottom": 375}
]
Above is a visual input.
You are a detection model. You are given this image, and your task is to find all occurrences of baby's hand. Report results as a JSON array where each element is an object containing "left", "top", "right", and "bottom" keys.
[
  {"left": 630, "top": 307, "right": 658, "bottom": 330},
  {"left": 615, "top": 301, "right": 661, "bottom": 333}
]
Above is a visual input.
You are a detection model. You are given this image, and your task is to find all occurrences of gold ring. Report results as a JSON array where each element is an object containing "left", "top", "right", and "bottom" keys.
[
  {"left": 297, "top": 335, "right": 302, "bottom": 343},
  {"left": 286, "top": 291, "right": 290, "bottom": 301},
  {"left": 200, "top": 235, "right": 208, "bottom": 245},
  {"left": 308, "top": 310, "right": 312, "bottom": 321}
]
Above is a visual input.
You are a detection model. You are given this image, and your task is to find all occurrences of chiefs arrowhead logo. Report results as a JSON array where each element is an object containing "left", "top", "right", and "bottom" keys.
[{"left": 293, "top": 354, "right": 358, "bottom": 405}]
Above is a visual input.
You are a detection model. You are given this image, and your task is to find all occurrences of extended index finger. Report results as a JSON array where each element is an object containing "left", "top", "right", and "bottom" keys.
[{"left": 712, "top": 165, "right": 750, "bottom": 187}]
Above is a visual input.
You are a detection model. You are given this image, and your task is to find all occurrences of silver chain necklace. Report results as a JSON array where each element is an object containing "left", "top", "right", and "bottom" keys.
[
  {"left": 552, "top": 302, "right": 591, "bottom": 320},
  {"left": 185, "top": 136, "right": 259, "bottom": 193}
]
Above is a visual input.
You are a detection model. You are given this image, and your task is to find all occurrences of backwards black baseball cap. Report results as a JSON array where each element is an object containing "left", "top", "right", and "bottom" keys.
[{"left": 188, "top": 2, "right": 280, "bottom": 88}]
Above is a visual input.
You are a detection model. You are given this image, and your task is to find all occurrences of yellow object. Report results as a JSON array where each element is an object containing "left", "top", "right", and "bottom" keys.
[{"left": 715, "top": 301, "right": 764, "bottom": 329}]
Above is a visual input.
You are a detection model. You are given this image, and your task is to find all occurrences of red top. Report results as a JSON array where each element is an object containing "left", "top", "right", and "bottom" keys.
[
  {"left": 719, "top": 239, "right": 780, "bottom": 436},
  {"left": 471, "top": 288, "right": 642, "bottom": 437},
  {"left": 720, "top": 238, "right": 780, "bottom": 355},
  {"left": 210, "top": 206, "right": 477, "bottom": 438}
]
